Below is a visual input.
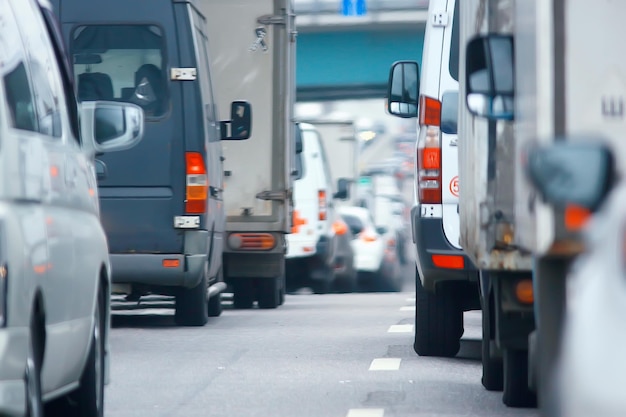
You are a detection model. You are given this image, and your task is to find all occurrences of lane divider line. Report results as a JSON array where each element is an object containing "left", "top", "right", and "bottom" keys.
[
  {"left": 369, "top": 358, "right": 401, "bottom": 371},
  {"left": 346, "top": 409, "right": 385, "bottom": 417},
  {"left": 388, "top": 324, "right": 414, "bottom": 333},
  {"left": 405, "top": 297, "right": 416, "bottom": 303},
  {"left": 400, "top": 306, "right": 415, "bottom": 312}
]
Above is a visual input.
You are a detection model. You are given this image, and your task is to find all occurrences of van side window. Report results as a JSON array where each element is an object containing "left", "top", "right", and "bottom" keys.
[
  {"left": 8, "top": 0, "right": 63, "bottom": 137},
  {"left": 71, "top": 25, "right": 169, "bottom": 119},
  {"left": 4, "top": 63, "right": 37, "bottom": 132}
]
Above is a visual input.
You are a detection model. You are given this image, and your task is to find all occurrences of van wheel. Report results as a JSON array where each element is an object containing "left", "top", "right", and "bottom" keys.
[
  {"left": 233, "top": 279, "right": 254, "bottom": 309},
  {"left": 257, "top": 277, "right": 280, "bottom": 309},
  {"left": 175, "top": 274, "right": 208, "bottom": 326},
  {"left": 207, "top": 269, "right": 224, "bottom": 317},
  {"left": 482, "top": 293, "right": 503, "bottom": 391},
  {"left": 278, "top": 275, "right": 286, "bottom": 305},
  {"left": 414, "top": 270, "right": 463, "bottom": 357},
  {"left": 47, "top": 286, "right": 105, "bottom": 417},
  {"left": 502, "top": 349, "right": 537, "bottom": 408},
  {"left": 25, "top": 319, "right": 43, "bottom": 417}
]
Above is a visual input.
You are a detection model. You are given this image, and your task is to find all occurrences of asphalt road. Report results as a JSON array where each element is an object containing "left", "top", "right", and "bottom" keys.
[{"left": 106, "top": 257, "right": 538, "bottom": 417}]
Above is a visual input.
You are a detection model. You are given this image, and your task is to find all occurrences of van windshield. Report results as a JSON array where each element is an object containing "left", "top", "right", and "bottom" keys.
[{"left": 71, "top": 25, "right": 169, "bottom": 119}]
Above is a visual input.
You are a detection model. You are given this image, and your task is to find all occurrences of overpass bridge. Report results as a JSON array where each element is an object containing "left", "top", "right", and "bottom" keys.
[{"left": 294, "top": 0, "right": 429, "bottom": 101}]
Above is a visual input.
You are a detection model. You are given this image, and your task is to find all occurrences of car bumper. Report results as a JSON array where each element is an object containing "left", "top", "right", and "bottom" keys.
[
  {"left": 0, "top": 327, "right": 29, "bottom": 417},
  {"left": 412, "top": 205, "right": 478, "bottom": 291},
  {"left": 110, "top": 253, "right": 206, "bottom": 289}
]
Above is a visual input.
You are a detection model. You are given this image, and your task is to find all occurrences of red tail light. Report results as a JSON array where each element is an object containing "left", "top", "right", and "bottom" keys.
[
  {"left": 185, "top": 152, "right": 208, "bottom": 214},
  {"left": 318, "top": 190, "right": 327, "bottom": 221},
  {"left": 416, "top": 95, "right": 442, "bottom": 204}
]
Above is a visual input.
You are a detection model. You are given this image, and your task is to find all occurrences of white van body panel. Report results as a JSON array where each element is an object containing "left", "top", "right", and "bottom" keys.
[{"left": 286, "top": 124, "right": 333, "bottom": 259}]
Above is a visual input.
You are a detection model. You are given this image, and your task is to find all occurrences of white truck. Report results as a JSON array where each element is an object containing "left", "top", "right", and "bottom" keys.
[
  {"left": 460, "top": 0, "right": 626, "bottom": 412},
  {"left": 298, "top": 119, "right": 360, "bottom": 206},
  {"left": 457, "top": 0, "right": 535, "bottom": 407},
  {"left": 203, "top": 0, "right": 296, "bottom": 309}
]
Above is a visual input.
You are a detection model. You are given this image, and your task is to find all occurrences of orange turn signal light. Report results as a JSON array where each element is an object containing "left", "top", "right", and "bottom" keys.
[
  {"left": 162, "top": 259, "right": 180, "bottom": 268},
  {"left": 332, "top": 220, "right": 348, "bottom": 235},
  {"left": 431, "top": 254, "right": 464, "bottom": 269},
  {"left": 515, "top": 279, "right": 534, "bottom": 304}
]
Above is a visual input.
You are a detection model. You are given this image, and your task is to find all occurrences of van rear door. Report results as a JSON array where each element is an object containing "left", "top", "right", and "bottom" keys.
[{"left": 61, "top": 3, "right": 186, "bottom": 254}]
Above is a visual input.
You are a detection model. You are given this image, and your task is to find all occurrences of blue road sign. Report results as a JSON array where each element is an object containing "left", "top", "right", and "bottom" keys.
[{"left": 342, "top": 0, "right": 366, "bottom": 16}]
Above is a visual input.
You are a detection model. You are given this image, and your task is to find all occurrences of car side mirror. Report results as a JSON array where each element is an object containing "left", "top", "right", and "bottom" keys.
[
  {"left": 79, "top": 101, "right": 144, "bottom": 156},
  {"left": 465, "top": 35, "right": 515, "bottom": 120},
  {"left": 526, "top": 140, "right": 615, "bottom": 211},
  {"left": 221, "top": 100, "right": 252, "bottom": 140},
  {"left": 376, "top": 226, "right": 388, "bottom": 235},
  {"left": 387, "top": 61, "right": 420, "bottom": 118},
  {"left": 333, "top": 178, "right": 350, "bottom": 200}
]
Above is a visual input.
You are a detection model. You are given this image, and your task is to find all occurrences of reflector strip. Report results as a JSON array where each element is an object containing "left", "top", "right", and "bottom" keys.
[{"left": 431, "top": 254, "right": 464, "bottom": 269}]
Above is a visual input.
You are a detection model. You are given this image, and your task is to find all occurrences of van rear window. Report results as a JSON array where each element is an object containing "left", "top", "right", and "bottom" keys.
[
  {"left": 449, "top": 0, "right": 460, "bottom": 81},
  {"left": 71, "top": 25, "right": 169, "bottom": 119}
]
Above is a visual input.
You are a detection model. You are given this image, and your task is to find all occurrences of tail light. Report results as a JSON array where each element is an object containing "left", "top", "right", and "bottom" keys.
[
  {"left": 318, "top": 190, "right": 327, "bottom": 220},
  {"left": 332, "top": 219, "right": 348, "bottom": 235},
  {"left": 228, "top": 233, "right": 276, "bottom": 250},
  {"left": 564, "top": 204, "right": 591, "bottom": 231},
  {"left": 185, "top": 152, "right": 208, "bottom": 214},
  {"left": 417, "top": 95, "right": 442, "bottom": 204},
  {"left": 359, "top": 228, "right": 378, "bottom": 242},
  {"left": 291, "top": 210, "right": 307, "bottom": 234}
]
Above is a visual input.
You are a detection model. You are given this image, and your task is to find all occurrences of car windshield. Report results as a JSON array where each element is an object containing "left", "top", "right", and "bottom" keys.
[{"left": 71, "top": 24, "right": 169, "bottom": 119}]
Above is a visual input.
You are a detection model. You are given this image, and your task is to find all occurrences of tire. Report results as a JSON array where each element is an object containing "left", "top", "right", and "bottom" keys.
[
  {"left": 502, "top": 348, "right": 537, "bottom": 408},
  {"left": 175, "top": 274, "right": 208, "bottom": 326},
  {"left": 482, "top": 294, "right": 503, "bottom": 391},
  {"left": 257, "top": 277, "right": 280, "bottom": 309},
  {"left": 310, "top": 265, "right": 333, "bottom": 294},
  {"left": 47, "top": 287, "right": 105, "bottom": 417},
  {"left": 414, "top": 269, "right": 463, "bottom": 357},
  {"left": 278, "top": 275, "right": 286, "bottom": 305},
  {"left": 25, "top": 321, "right": 43, "bottom": 417},
  {"left": 233, "top": 279, "right": 254, "bottom": 309},
  {"left": 207, "top": 269, "right": 224, "bottom": 317}
]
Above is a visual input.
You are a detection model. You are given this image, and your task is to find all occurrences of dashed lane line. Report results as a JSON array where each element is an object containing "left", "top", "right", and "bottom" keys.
[
  {"left": 388, "top": 324, "right": 414, "bottom": 333},
  {"left": 369, "top": 358, "right": 402, "bottom": 371},
  {"left": 400, "top": 306, "right": 415, "bottom": 312},
  {"left": 346, "top": 409, "right": 385, "bottom": 417}
]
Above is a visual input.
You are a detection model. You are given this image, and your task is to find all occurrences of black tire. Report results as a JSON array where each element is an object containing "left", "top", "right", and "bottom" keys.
[
  {"left": 233, "top": 279, "right": 254, "bottom": 309},
  {"left": 25, "top": 320, "right": 43, "bottom": 417},
  {"left": 47, "top": 287, "right": 105, "bottom": 417},
  {"left": 257, "top": 277, "right": 280, "bottom": 309},
  {"left": 502, "top": 348, "right": 537, "bottom": 408},
  {"left": 310, "top": 265, "right": 333, "bottom": 294},
  {"left": 175, "top": 274, "right": 208, "bottom": 326},
  {"left": 332, "top": 269, "right": 357, "bottom": 293},
  {"left": 482, "top": 294, "right": 503, "bottom": 391},
  {"left": 414, "top": 269, "right": 463, "bottom": 357},
  {"left": 278, "top": 275, "right": 286, "bottom": 305},
  {"left": 207, "top": 269, "right": 224, "bottom": 317}
]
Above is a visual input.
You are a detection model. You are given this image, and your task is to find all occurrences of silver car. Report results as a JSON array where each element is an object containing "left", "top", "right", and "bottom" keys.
[{"left": 0, "top": 1, "right": 143, "bottom": 416}]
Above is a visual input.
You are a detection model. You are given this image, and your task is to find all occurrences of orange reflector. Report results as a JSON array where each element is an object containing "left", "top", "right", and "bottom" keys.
[
  {"left": 229, "top": 233, "right": 276, "bottom": 250},
  {"left": 332, "top": 220, "right": 348, "bottom": 235},
  {"left": 162, "top": 259, "right": 180, "bottom": 268},
  {"left": 291, "top": 210, "right": 307, "bottom": 234},
  {"left": 564, "top": 204, "right": 591, "bottom": 231},
  {"left": 515, "top": 279, "right": 534, "bottom": 304},
  {"left": 302, "top": 246, "right": 314, "bottom": 253},
  {"left": 431, "top": 255, "right": 464, "bottom": 269}
]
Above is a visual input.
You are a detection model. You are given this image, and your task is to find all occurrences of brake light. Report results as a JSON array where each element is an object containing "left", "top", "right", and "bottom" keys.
[
  {"left": 185, "top": 152, "right": 208, "bottom": 214},
  {"left": 359, "top": 229, "right": 378, "bottom": 242},
  {"left": 417, "top": 95, "right": 442, "bottom": 205},
  {"left": 564, "top": 204, "right": 591, "bottom": 231},
  {"left": 332, "top": 220, "right": 348, "bottom": 235},
  {"left": 291, "top": 210, "right": 307, "bottom": 234},
  {"left": 318, "top": 190, "right": 327, "bottom": 221},
  {"left": 419, "top": 95, "right": 442, "bottom": 127}
]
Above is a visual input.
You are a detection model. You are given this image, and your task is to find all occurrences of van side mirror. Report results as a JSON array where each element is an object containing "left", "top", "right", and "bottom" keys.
[
  {"left": 387, "top": 61, "right": 420, "bottom": 118},
  {"left": 295, "top": 124, "right": 303, "bottom": 154},
  {"left": 465, "top": 35, "right": 515, "bottom": 120},
  {"left": 440, "top": 91, "right": 459, "bottom": 134},
  {"left": 221, "top": 100, "right": 252, "bottom": 140},
  {"left": 527, "top": 141, "right": 615, "bottom": 211},
  {"left": 333, "top": 178, "right": 350, "bottom": 200},
  {"left": 79, "top": 101, "right": 144, "bottom": 155}
]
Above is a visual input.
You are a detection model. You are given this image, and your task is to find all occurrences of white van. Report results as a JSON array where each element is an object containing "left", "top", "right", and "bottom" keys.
[
  {"left": 285, "top": 123, "right": 353, "bottom": 293},
  {"left": 386, "top": 0, "right": 480, "bottom": 358}
]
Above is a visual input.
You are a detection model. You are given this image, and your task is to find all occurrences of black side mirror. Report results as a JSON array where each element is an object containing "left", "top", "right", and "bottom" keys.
[
  {"left": 333, "top": 178, "right": 350, "bottom": 200},
  {"left": 376, "top": 226, "right": 388, "bottom": 235},
  {"left": 465, "top": 35, "right": 515, "bottom": 120},
  {"left": 440, "top": 91, "right": 459, "bottom": 134},
  {"left": 527, "top": 140, "right": 615, "bottom": 211},
  {"left": 295, "top": 124, "right": 303, "bottom": 154},
  {"left": 221, "top": 100, "right": 252, "bottom": 140},
  {"left": 386, "top": 61, "right": 420, "bottom": 118}
]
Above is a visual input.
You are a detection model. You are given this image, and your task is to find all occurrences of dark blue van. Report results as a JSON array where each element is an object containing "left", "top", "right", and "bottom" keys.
[{"left": 52, "top": 0, "right": 251, "bottom": 326}]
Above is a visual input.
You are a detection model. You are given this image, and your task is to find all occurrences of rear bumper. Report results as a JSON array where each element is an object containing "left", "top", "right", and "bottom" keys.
[
  {"left": 110, "top": 230, "right": 209, "bottom": 289},
  {"left": 412, "top": 205, "right": 478, "bottom": 291}
]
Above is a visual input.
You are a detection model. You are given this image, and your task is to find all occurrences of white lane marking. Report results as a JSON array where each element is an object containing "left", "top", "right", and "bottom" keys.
[
  {"left": 388, "top": 324, "right": 414, "bottom": 333},
  {"left": 400, "top": 306, "right": 415, "bottom": 312},
  {"left": 369, "top": 358, "right": 401, "bottom": 371},
  {"left": 346, "top": 409, "right": 385, "bottom": 417},
  {"left": 406, "top": 297, "right": 416, "bottom": 303}
]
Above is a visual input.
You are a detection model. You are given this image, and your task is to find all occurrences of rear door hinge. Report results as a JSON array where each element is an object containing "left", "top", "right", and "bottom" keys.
[{"left": 257, "top": 14, "right": 286, "bottom": 26}]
